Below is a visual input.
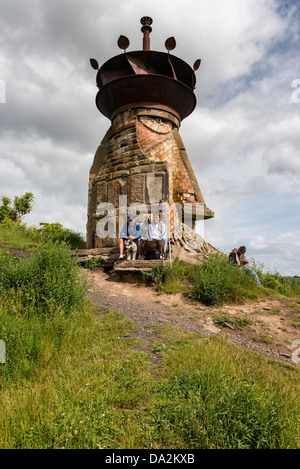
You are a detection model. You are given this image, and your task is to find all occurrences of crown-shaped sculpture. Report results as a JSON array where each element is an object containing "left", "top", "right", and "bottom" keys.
[{"left": 90, "top": 16, "right": 201, "bottom": 122}]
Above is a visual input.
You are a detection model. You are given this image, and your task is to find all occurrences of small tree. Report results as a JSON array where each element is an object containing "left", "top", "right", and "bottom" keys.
[{"left": 0, "top": 192, "right": 34, "bottom": 223}]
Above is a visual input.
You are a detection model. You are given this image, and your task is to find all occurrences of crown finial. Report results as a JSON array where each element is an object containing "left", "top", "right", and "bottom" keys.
[{"left": 140, "top": 16, "right": 153, "bottom": 51}]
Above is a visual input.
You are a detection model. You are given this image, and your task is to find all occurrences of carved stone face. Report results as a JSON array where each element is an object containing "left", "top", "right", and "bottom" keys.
[
  {"left": 139, "top": 116, "right": 172, "bottom": 134},
  {"left": 137, "top": 115, "right": 173, "bottom": 160}
]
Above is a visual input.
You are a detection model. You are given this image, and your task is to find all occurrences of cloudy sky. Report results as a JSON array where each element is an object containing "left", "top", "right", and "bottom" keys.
[{"left": 0, "top": 0, "right": 299, "bottom": 275}]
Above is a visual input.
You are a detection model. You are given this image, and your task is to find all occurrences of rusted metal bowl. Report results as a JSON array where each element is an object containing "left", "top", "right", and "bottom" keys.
[{"left": 95, "top": 50, "right": 197, "bottom": 122}]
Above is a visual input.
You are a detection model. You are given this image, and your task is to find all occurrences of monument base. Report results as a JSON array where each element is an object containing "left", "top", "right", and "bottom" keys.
[{"left": 74, "top": 223, "right": 217, "bottom": 273}]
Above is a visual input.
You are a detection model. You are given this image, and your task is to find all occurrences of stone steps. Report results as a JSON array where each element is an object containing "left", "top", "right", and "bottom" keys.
[
  {"left": 114, "top": 259, "right": 168, "bottom": 272},
  {"left": 72, "top": 247, "right": 170, "bottom": 271}
]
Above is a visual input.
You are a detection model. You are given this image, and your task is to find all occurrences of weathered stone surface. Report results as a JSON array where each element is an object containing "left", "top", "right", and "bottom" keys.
[
  {"left": 95, "top": 181, "right": 107, "bottom": 205},
  {"left": 107, "top": 179, "right": 127, "bottom": 207},
  {"left": 129, "top": 174, "right": 145, "bottom": 204},
  {"left": 114, "top": 259, "right": 167, "bottom": 272},
  {"left": 145, "top": 173, "right": 167, "bottom": 204}
]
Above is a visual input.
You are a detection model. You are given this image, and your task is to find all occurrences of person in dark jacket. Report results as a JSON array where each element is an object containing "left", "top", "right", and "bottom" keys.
[
  {"left": 229, "top": 246, "right": 263, "bottom": 286},
  {"left": 228, "top": 246, "right": 248, "bottom": 266}
]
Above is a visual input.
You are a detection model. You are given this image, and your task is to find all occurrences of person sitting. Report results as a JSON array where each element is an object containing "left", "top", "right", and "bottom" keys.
[
  {"left": 228, "top": 246, "right": 248, "bottom": 266},
  {"left": 147, "top": 213, "right": 168, "bottom": 257},
  {"left": 229, "top": 246, "right": 262, "bottom": 286},
  {"left": 119, "top": 215, "right": 142, "bottom": 260}
]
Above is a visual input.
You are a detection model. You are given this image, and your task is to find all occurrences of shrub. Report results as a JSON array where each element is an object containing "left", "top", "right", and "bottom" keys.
[
  {"left": 144, "top": 255, "right": 263, "bottom": 304},
  {"left": 144, "top": 262, "right": 178, "bottom": 285},
  {"left": 0, "top": 241, "right": 89, "bottom": 315},
  {"left": 260, "top": 272, "right": 300, "bottom": 297},
  {"left": 82, "top": 257, "right": 103, "bottom": 270},
  {"left": 191, "top": 253, "right": 255, "bottom": 306},
  {"left": 144, "top": 254, "right": 300, "bottom": 305},
  {"left": 28, "top": 223, "right": 86, "bottom": 250},
  {"left": 249, "top": 260, "right": 300, "bottom": 297},
  {"left": 143, "top": 261, "right": 190, "bottom": 293}
]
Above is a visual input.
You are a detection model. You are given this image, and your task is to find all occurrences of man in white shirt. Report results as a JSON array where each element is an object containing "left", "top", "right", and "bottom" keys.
[{"left": 147, "top": 213, "right": 168, "bottom": 254}]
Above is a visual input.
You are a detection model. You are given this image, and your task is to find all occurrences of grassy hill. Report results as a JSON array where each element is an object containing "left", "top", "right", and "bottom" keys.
[{"left": 0, "top": 222, "right": 299, "bottom": 449}]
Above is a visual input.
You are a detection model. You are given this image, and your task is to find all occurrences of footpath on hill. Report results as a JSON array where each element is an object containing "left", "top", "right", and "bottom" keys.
[{"left": 86, "top": 268, "right": 300, "bottom": 366}]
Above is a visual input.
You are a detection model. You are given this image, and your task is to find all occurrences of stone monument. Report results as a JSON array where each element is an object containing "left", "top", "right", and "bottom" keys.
[{"left": 86, "top": 17, "right": 216, "bottom": 265}]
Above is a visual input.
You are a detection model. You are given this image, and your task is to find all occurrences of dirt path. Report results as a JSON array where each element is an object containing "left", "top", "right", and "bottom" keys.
[{"left": 86, "top": 268, "right": 300, "bottom": 366}]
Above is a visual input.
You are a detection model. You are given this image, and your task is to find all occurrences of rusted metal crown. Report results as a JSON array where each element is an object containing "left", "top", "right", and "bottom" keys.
[{"left": 90, "top": 17, "right": 201, "bottom": 122}]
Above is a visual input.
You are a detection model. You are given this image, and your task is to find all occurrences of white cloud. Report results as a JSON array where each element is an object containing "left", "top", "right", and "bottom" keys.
[
  {"left": 277, "top": 231, "right": 300, "bottom": 247},
  {"left": 249, "top": 235, "right": 269, "bottom": 250}
]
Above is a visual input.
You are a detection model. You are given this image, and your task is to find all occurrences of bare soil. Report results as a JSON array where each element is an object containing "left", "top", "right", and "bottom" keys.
[{"left": 86, "top": 268, "right": 300, "bottom": 366}]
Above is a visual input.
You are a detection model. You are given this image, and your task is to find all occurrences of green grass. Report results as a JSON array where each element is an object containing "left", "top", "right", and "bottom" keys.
[
  {"left": 143, "top": 261, "right": 192, "bottom": 294},
  {"left": 0, "top": 221, "right": 86, "bottom": 252},
  {"left": 148, "top": 326, "right": 300, "bottom": 449},
  {"left": 292, "top": 314, "right": 300, "bottom": 328},
  {"left": 212, "top": 314, "right": 252, "bottom": 328},
  {"left": 145, "top": 255, "right": 270, "bottom": 305},
  {"left": 0, "top": 305, "right": 299, "bottom": 449},
  {"left": 144, "top": 253, "right": 300, "bottom": 307},
  {"left": 0, "top": 226, "right": 299, "bottom": 449},
  {"left": 0, "top": 242, "right": 88, "bottom": 316},
  {"left": 0, "top": 223, "right": 38, "bottom": 251},
  {"left": 252, "top": 334, "right": 274, "bottom": 344}
]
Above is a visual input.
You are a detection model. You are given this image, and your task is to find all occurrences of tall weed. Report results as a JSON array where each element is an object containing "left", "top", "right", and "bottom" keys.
[
  {"left": 192, "top": 253, "right": 260, "bottom": 305},
  {"left": 143, "top": 262, "right": 185, "bottom": 293},
  {"left": 0, "top": 241, "right": 88, "bottom": 315}
]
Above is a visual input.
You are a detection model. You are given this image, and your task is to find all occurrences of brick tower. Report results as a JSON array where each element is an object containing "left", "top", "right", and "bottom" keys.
[{"left": 87, "top": 17, "right": 215, "bottom": 260}]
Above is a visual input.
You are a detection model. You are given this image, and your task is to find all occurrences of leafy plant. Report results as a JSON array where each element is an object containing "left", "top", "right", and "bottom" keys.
[
  {"left": 0, "top": 192, "right": 34, "bottom": 223},
  {"left": 191, "top": 253, "right": 256, "bottom": 306},
  {"left": 250, "top": 261, "right": 300, "bottom": 297},
  {"left": 213, "top": 315, "right": 235, "bottom": 327},
  {"left": 0, "top": 241, "right": 89, "bottom": 316},
  {"left": 213, "top": 314, "right": 252, "bottom": 328},
  {"left": 82, "top": 257, "right": 103, "bottom": 270},
  {"left": 252, "top": 334, "right": 273, "bottom": 344},
  {"left": 143, "top": 253, "right": 300, "bottom": 306},
  {"left": 143, "top": 261, "right": 185, "bottom": 293},
  {"left": 28, "top": 223, "right": 85, "bottom": 250}
]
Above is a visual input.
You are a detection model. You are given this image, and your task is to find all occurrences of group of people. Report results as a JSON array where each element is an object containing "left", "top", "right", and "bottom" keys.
[
  {"left": 118, "top": 215, "right": 263, "bottom": 287},
  {"left": 119, "top": 213, "right": 167, "bottom": 260}
]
